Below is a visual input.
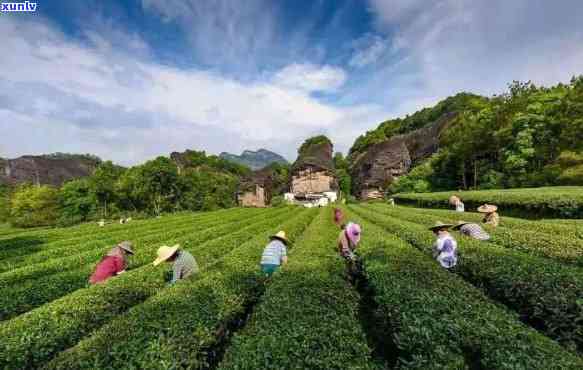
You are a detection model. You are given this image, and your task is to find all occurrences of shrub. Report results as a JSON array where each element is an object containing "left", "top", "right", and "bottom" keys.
[
  {"left": 0, "top": 208, "right": 300, "bottom": 369},
  {"left": 346, "top": 209, "right": 583, "bottom": 368},
  {"left": 351, "top": 204, "right": 583, "bottom": 352},
  {"left": 0, "top": 208, "right": 279, "bottom": 321},
  {"left": 44, "top": 209, "right": 317, "bottom": 369},
  {"left": 394, "top": 186, "right": 583, "bottom": 218},
  {"left": 367, "top": 204, "right": 583, "bottom": 264},
  {"left": 219, "top": 210, "right": 377, "bottom": 370}
]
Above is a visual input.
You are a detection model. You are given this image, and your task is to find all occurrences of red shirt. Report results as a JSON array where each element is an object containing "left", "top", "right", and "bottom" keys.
[{"left": 89, "top": 256, "right": 125, "bottom": 284}]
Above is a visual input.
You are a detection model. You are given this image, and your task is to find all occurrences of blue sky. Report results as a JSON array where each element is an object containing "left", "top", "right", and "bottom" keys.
[{"left": 1, "top": 0, "right": 583, "bottom": 165}]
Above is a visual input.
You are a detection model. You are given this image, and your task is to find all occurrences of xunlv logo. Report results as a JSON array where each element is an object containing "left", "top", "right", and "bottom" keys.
[{"left": 1, "top": 1, "right": 37, "bottom": 12}]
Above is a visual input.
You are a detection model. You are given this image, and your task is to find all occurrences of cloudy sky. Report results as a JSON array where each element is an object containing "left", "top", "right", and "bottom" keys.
[{"left": 1, "top": 0, "right": 582, "bottom": 165}]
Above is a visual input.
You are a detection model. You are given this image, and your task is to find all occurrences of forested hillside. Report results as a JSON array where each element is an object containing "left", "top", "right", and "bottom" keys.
[
  {"left": 351, "top": 77, "right": 583, "bottom": 194},
  {"left": 2, "top": 151, "right": 253, "bottom": 227}
]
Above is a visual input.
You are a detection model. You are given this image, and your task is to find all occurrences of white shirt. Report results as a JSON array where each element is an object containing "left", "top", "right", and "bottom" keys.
[
  {"left": 456, "top": 202, "right": 465, "bottom": 212},
  {"left": 432, "top": 234, "right": 458, "bottom": 269}
]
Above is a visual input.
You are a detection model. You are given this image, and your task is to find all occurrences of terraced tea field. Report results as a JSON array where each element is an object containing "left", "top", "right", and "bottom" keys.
[
  {"left": 0, "top": 205, "right": 581, "bottom": 369},
  {"left": 394, "top": 186, "right": 583, "bottom": 218}
]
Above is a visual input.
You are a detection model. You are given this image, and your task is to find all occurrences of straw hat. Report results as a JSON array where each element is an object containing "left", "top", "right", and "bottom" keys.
[
  {"left": 477, "top": 204, "right": 498, "bottom": 213},
  {"left": 153, "top": 244, "right": 179, "bottom": 266},
  {"left": 118, "top": 241, "right": 134, "bottom": 255},
  {"left": 452, "top": 221, "right": 472, "bottom": 230},
  {"left": 270, "top": 231, "right": 289, "bottom": 245},
  {"left": 428, "top": 221, "right": 454, "bottom": 231}
]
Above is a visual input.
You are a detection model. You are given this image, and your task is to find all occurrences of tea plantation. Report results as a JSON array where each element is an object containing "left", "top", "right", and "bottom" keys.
[{"left": 0, "top": 204, "right": 581, "bottom": 369}]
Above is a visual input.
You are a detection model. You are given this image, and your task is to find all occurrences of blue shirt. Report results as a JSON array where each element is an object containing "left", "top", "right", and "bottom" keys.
[{"left": 260, "top": 240, "right": 287, "bottom": 266}]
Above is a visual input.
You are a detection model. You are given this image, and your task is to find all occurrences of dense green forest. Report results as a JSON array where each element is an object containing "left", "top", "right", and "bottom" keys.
[
  {"left": 4, "top": 151, "right": 252, "bottom": 227},
  {"left": 350, "top": 77, "right": 583, "bottom": 194}
]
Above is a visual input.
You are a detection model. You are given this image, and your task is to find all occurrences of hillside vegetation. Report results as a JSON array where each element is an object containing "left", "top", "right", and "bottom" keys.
[
  {"left": 350, "top": 77, "right": 583, "bottom": 195},
  {"left": 4, "top": 151, "right": 252, "bottom": 228}
]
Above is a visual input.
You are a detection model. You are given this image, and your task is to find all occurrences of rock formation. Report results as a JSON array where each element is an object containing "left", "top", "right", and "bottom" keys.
[
  {"left": 291, "top": 137, "right": 337, "bottom": 196},
  {"left": 0, "top": 154, "right": 101, "bottom": 187},
  {"left": 351, "top": 112, "right": 457, "bottom": 199},
  {"left": 237, "top": 167, "right": 273, "bottom": 207}
]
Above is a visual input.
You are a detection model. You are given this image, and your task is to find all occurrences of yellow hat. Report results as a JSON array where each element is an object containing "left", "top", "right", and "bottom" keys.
[
  {"left": 269, "top": 231, "right": 289, "bottom": 245},
  {"left": 153, "top": 244, "right": 179, "bottom": 266}
]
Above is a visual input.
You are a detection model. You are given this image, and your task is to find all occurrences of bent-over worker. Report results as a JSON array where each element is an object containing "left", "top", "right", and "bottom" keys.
[
  {"left": 338, "top": 222, "right": 361, "bottom": 260},
  {"left": 338, "top": 222, "right": 362, "bottom": 277},
  {"left": 452, "top": 221, "right": 490, "bottom": 241},
  {"left": 260, "top": 231, "right": 289, "bottom": 277},
  {"left": 89, "top": 241, "right": 134, "bottom": 284},
  {"left": 430, "top": 222, "right": 458, "bottom": 269},
  {"left": 478, "top": 204, "right": 499, "bottom": 227},
  {"left": 333, "top": 208, "right": 344, "bottom": 227},
  {"left": 450, "top": 195, "right": 464, "bottom": 212},
  {"left": 153, "top": 244, "right": 199, "bottom": 284}
]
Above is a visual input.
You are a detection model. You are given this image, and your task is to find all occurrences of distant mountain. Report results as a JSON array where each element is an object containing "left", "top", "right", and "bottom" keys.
[{"left": 219, "top": 149, "right": 288, "bottom": 170}]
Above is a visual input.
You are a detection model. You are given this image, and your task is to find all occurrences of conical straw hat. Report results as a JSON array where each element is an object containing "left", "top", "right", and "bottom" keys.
[
  {"left": 118, "top": 241, "right": 134, "bottom": 255},
  {"left": 452, "top": 221, "right": 472, "bottom": 230},
  {"left": 477, "top": 204, "right": 498, "bottom": 213},
  {"left": 153, "top": 244, "right": 179, "bottom": 266},
  {"left": 428, "top": 221, "right": 454, "bottom": 231},
  {"left": 269, "top": 231, "right": 289, "bottom": 245}
]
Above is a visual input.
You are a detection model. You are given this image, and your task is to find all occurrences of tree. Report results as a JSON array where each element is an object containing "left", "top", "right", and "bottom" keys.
[
  {"left": 178, "top": 169, "right": 238, "bottom": 212},
  {"left": 115, "top": 167, "right": 148, "bottom": 212},
  {"left": 333, "top": 152, "right": 351, "bottom": 197},
  {"left": 10, "top": 184, "right": 59, "bottom": 227},
  {"left": 58, "top": 179, "right": 97, "bottom": 225},
  {"left": 138, "top": 157, "right": 180, "bottom": 215},
  {"left": 90, "top": 161, "right": 124, "bottom": 218},
  {"left": 298, "top": 135, "right": 333, "bottom": 156},
  {"left": 0, "top": 184, "right": 11, "bottom": 223}
]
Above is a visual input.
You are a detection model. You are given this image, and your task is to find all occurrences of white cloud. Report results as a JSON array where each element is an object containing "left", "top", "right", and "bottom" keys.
[
  {"left": 272, "top": 63, "right": 347, "bottom": 93},
  {"left": 141, "top": 0, "right": 279, "bottom": 73},
  {"left": 0, "top": 16, "right": 386, "bottom": 165},
  {"left": 366, "top": 0, "right": 583, "bottom": 104},
  {"left": 349, "top": 34, "right": 390, "bottom": 68}
]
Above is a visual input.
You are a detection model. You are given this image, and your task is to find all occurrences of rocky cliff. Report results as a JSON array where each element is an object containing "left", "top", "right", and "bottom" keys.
[
  {"left": 291, "top": 136, "right": 337, "bottom": 195},
  {"left": 0, "top": 154, "right": 101, "bottom": 187},
  {"left": 219, "top": 149, "right": 288, "bottom": 170},
  {"left": 351, "top": 112, "right": 457, "bottom": 199}
]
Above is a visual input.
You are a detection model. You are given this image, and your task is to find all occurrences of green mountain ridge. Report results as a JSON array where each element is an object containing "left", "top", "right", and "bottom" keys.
[{"left": 219, "top": 149, "right": 288, "bottom": 170}]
